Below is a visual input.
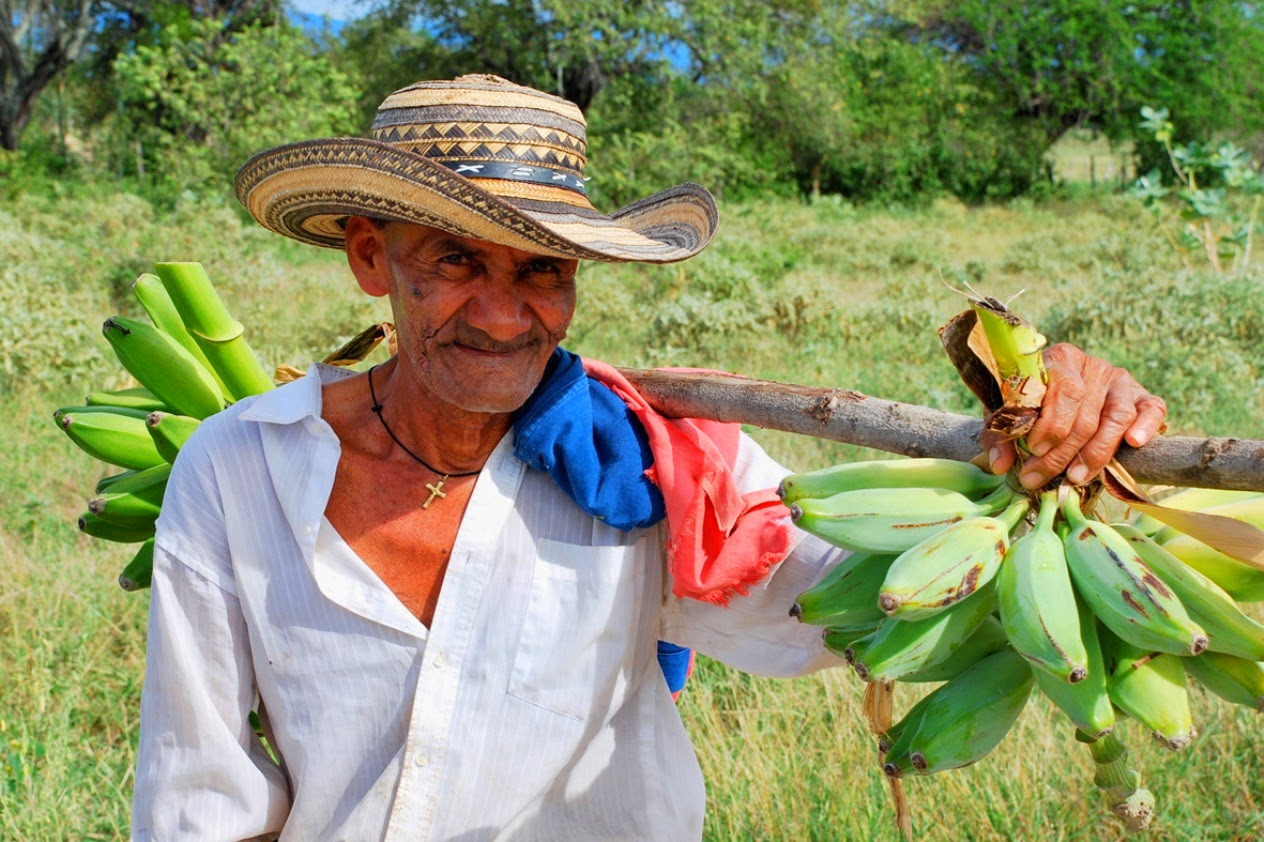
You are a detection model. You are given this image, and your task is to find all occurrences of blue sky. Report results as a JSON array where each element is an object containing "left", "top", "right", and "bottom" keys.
[{"left": 289, "top": 0, "right": 363, "bottom": 22}]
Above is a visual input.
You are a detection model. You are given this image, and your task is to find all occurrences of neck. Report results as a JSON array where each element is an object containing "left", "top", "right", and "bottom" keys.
[{"left": 368, "top": 357, "right": 513, "bottom": 474}]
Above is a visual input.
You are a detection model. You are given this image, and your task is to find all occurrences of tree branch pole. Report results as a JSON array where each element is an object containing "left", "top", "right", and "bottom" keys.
[{"left": 617, "top": 368, "right": 1264, "bottom": 492}]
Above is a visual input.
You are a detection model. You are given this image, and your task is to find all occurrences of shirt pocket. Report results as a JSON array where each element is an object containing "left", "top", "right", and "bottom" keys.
[{"left": 508, "top": 538, "right": 647, "bottom": 721}]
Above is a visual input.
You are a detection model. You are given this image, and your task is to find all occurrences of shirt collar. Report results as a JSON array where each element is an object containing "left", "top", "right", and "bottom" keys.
[{"left": 238, "top": 363, "right": 356, "bottom": 425}]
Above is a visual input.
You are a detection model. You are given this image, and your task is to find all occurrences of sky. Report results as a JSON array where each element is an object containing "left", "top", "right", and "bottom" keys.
[{"left": 289, "top": 0, "right": 364, "bottom": 22}]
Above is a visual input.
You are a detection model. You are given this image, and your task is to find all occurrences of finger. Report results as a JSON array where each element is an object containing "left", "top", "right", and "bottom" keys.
[
  {"left": 1124, "top": 395, "right": 1168, "bottom": 447},
  {"left": 1023, "top": 346, "right": 1096, "bottom": 459},
  {"left": 1017, "top": 387, "right": 1118, "bottom": 489},
  {"left": 1025, "top": 367, "right": 1107, "bottom": 467},
  {"left": 1060, "top": 387, "right": 1143, "bottom": 485},
  {"left": 986, "top": 437, "right": 1016, "bottom": 476}
]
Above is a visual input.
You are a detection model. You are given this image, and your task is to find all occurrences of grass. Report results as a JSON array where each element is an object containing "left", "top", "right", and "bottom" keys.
[{"left": 2, "top": 186, "right": 1262, "bottom": 839}]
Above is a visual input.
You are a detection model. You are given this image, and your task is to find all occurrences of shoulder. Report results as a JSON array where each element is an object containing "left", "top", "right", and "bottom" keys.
[{"left": 732, "top": 431, "right": 791, "bottom": 494}]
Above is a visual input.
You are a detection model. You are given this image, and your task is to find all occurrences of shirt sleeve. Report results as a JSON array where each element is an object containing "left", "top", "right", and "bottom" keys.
[
  {"left": 131, "top": 426, "right": 290, "bottom": 841},
  {"left": 659, "top": 434, "right": 850, "bottom": 678}
]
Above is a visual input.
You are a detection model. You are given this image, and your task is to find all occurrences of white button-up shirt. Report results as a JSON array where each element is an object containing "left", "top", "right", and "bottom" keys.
[{"left": 131, "top": 365, "right": 842, "bottom": 841}]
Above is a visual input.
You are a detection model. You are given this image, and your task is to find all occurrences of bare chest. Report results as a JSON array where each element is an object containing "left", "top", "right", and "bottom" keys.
[{"left": 324, "top": 451, "right": 477, "bottom": 627}]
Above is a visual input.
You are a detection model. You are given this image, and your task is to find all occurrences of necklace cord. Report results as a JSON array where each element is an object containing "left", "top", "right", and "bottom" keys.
[{"left": 367, "top": 364, "right": 482, "bottom": 478}]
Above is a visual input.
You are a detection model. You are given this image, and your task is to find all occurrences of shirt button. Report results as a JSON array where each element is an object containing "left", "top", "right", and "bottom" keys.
[
  {"left": 433, "top": 652, "right": 447, "bottom": 668},
  {"left": 414, "top": 753, "right": 429, "bottom": 767}
]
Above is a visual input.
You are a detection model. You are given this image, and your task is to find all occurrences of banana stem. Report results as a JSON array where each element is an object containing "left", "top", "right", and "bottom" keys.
[
  {"left": 1060, "top": 486, "right": 1087, "bottom": 527},
  {"left": 1034, "top": 490, "right": 1059, "bottom": 531},
  {"left": 999, "top": 497, "right": 1031, "bottom": 532},
  {"left": 970, "top": 297, "right": 1048, "bottom": 447},
  {"left": 1076, "top": 729, "right": 1155, "bottom": 832},
  {"left": 973, "top": 301, "right": 1048, "bottom": 385},
  {"left": 152, "top": 262, "right": 274, "bottom": 401}
]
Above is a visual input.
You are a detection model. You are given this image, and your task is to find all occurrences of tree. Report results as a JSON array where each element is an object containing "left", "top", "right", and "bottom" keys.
[
  {"left": 111, "top": 17, "right": 358, "bottom": 192},
  {"left": 0, "top": 0, "right": 286, "bottom": 152},
  {"left": 0, "top": 1, "right": 100, "bottom": 150},
  {"left": 367, "top": 0, "right": 681, "bottom": 109},
  {"left": 902, "top": 0, "right": 1264, "bottom": 147}
]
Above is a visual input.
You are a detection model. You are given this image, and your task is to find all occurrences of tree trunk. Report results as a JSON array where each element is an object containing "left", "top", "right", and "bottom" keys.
[
  {"left": 616, "top": 368, "right": 1264, "bottom": 492},
  {"left": 0, "top": 0, "right": 98, "bottom": 151}
]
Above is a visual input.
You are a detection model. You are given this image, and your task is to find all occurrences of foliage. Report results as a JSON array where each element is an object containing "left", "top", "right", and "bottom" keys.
[
  {"left": 1042, "top": 268, "right": 1264, "bottom": 427},
  {"left": 905, "top": 0, "right": 1264, "bottom": 152},
  {"left": 109, "top": 17, "right": 359, "bottom": 196},
  {"left": 366, "top": 0, "right": 681, "bottom": 110},
  {"left": 331, "top": 5, "right": 461, "bottom": 129},
  {"left": 1128, "top": 106, "right": 1264, "bottom": 276}
]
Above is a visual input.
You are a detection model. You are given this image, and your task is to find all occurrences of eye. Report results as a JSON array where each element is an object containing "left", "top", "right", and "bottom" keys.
[
  {"left": 528, "top": 259, "right": 560, "bottom": 274},
  {"left": 521, "top": 258, "right": 575, "bottom": 286},
  {"left": 439, "top": 252, "right": 470, "bottom": 266}
]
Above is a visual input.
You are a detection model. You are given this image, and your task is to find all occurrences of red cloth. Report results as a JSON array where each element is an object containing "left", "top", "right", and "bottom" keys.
[{"left": 583, "top": 360, "right": 794, "bottom": 606}]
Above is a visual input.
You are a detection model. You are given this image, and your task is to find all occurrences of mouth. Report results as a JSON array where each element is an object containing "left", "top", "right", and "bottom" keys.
[{"left": 451, "top": 339, "right": 537, "bottom": 357}]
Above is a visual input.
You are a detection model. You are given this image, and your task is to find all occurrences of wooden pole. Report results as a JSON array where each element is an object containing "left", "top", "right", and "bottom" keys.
[{"left": 617, "top": 368, "right": 1264, "bottom": 492}]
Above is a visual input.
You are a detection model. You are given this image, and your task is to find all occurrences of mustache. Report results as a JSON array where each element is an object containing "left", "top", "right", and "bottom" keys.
[{"left": 449, "top": 324, "right": 557, "bottom": 353}]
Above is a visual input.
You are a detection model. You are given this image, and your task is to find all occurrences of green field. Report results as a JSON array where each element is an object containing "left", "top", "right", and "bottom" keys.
[{"left": 2, "top": 187, "right": 1262, "bottom": 840}]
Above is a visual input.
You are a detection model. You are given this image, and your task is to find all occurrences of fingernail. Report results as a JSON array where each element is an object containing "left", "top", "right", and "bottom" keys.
[
  {"left": 988, "top": 447, "right": 1003, "bottom": 470},
  {"left": 1018, "top": 470, "right": 1040, "bottom": 489},
  {"left": 1029, "top": 440, "right": 1051, "bottom": 457},
  {"left": 1067, "top": 463, "right": 1089, "bottom": 485}
]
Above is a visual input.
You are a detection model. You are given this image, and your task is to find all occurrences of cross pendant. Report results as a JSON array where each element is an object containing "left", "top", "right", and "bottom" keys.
[{"left": 422, "top": 476, "right": 448, "bottom": 509}]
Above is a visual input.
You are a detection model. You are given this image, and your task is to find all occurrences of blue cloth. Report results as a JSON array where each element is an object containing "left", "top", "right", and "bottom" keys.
[
  {"left": 513, "top": 348, "right": 665, "bottom": 531},
  {"left": 512, "top": 348, "right": 691, "bottom": 697},
  {"left": 656, "top": 641, "right": 693, "bottom": 694}
]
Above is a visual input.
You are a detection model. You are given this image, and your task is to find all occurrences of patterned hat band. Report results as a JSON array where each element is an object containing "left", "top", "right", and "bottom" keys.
[{"left": 432, "top": 160, "right": 588, "bottom": 196}]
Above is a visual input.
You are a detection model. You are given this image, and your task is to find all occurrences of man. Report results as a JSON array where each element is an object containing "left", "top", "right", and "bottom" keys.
[{"left": 131, "top": 75, "right": 1165, "bottom": 840}]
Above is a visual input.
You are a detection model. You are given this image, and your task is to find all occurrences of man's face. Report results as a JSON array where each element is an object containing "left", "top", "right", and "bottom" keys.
[{"left": 376, "top": 222, "right": 578, "bottom": 414}]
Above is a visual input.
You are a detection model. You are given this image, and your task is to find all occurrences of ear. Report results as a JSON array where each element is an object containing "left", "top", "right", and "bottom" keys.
[{"left": 344, "top": 216, "right": 392, "bottom": 297}]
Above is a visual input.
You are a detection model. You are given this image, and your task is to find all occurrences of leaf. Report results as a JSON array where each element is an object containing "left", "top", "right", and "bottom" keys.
[{"left": 1179, "top": 187, "right": 1226, "bottom": 219}]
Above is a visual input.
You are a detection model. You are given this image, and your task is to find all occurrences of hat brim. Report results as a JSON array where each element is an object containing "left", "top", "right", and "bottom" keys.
[{"left": 235, "top": 138, "right": 718, "bottom": 263}]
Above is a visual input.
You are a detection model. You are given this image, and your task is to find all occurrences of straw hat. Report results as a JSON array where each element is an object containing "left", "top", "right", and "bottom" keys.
[{"left": 235, "top": 74, "right": 718, "bottom": 263}]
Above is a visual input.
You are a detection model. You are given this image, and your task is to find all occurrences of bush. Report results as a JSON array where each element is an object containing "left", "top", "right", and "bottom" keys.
[{"left": 109, "top": 19, "right": 359, "bottom": 200}]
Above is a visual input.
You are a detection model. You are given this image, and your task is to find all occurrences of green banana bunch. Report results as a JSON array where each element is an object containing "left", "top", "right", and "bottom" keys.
[
  {"left": 60, "top": 262, "right": 283, "bottom": 592},
  {"left": 1032, "top": 596, "right": 1115, "bottom": 739},
  {"left": 789, "top": 483, "right": 1017, "bottom": 555},
  {"left": 998, "top": 491, "right": 1089, "bottom": 683},
  {"left": 1114, "top": 523, "right": 1264, "bottom": 661},
  {"left": 1103, "top": 633, "right": 1197, "bottom": 751},
  {"left": 1182, "top": 650, "right": 1264, "bottom": 712},
  {"left": 791, "top": 551, "right": 896, "bottom": 627},
  {"left": 882, "top": 649, "right": 1033, "bottom": 778},
  {"left": 778, "top": 457, "right": 1005, "bottom": 505},
  {"left": 848, "top": 582, "right": 998, "bottom": 682},
  {"left": 1061, "top": 489, "right": 1208, "bottom": 657},
  {"left": 877, "top": 497, "right": 1028, "bottom": 621}
]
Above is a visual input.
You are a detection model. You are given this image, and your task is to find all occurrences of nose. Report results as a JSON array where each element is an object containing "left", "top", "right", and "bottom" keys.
[{"left": 462, "top": 272, "right": 533, "bottom": 343}]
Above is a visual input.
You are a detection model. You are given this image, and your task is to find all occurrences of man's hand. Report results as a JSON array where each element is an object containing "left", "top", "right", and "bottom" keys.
[{"left": 985, "top": 343, "right": 1168, "bottom": 489}]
